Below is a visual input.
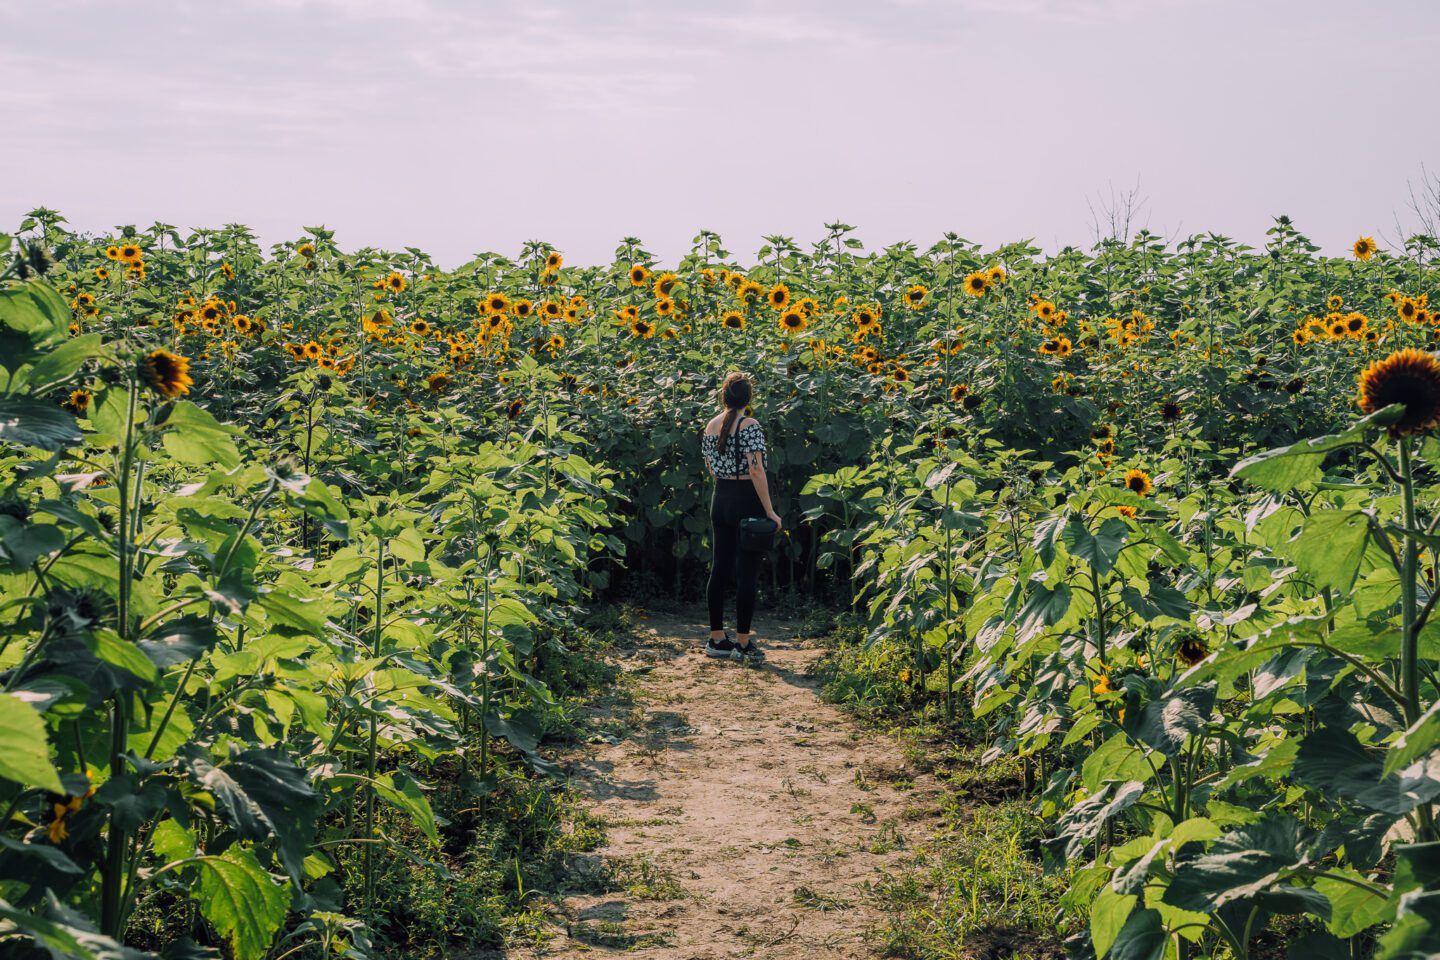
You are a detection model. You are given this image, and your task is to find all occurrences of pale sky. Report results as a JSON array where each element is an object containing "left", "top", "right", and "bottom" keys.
[{"left": 3, "top": 0, "right": 1437, "bottom": 266}]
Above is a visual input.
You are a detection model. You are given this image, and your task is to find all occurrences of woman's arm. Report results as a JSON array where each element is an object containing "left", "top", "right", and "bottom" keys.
[{"left": 747, "top": 452, "right": 782, "bottom": 530}]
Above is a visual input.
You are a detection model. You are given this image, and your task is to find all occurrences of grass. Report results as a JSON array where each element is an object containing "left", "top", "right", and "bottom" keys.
[{"left": 810, "top": 616, "right": 1075, "bottom": 960}]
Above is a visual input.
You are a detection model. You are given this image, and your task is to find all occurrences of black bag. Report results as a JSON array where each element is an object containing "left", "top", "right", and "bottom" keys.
[{"left": 739, "top": 516, "right": 777, "bottom": 553}]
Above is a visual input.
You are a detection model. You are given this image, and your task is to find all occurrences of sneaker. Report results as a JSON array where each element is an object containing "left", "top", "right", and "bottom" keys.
[
  {"left": 704, "top": 637, "right": 740, "bottom": 659},
  {"left": 735, "top": 641, "right": 765, "bottom": 662}
]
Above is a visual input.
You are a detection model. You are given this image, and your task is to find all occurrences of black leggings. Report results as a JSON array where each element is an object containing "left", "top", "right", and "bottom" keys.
[{"left": 707, "top": 479, "right": 766, "bottom": 634}]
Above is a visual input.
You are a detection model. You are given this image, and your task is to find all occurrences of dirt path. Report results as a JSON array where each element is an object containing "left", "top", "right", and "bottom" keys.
[{"left": 535, "top": 611, "right": 945, "bottom": 959}]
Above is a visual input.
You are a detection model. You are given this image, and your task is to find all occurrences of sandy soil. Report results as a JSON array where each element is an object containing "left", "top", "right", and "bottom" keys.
[{"left": 532, "top": 611, "right": 945, "bottom": 960}]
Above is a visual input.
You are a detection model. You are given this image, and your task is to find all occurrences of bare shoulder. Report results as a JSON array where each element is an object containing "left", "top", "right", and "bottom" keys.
[
  {"left": 737, "top": 417, "right": 760, "bottom": 431},
  {"left": 703, "top": 412, "right": 727, "bottom": 435}
]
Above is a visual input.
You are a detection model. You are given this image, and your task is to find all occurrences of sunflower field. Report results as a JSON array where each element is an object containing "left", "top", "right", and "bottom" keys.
[{"left": 0, "top": 205, "right": 1438, "bottom": 959}]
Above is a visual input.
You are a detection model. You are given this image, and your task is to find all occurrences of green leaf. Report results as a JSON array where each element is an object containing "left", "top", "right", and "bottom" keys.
[
  {"left": 0, "top": 397, "right": 81, "bottom": 452},
  {"left": 137, "top": 615, "right": 220, "bottom": 669},
  {"left": 1284, "top": 510, "right": 1373, "bottom": 593},
  {"left": 1132, "top": 684, "right": 1215, "bottom": 757},
  {"left": 1083, "top": 734, "right": 1154, "bottom": 793},
  {"left": 1091, "top": 886, "right": 1137, "bottom": 958},
  {"left": 160, "top": 401, "right": 240, "bottom": 468},
  {"left": 0, "top": 693, "right": 63, "bottom": 793},
  {"left": 375, "top": 771, "right": 437, "bottom": 842},
  {"left": 1314, "top": 868, "right": 1389, "bottom": 938},
  {"left": 1108, "top": 908, "right": 1166, "bottom": 960},
  {"left": 194, "top": 847, "right": 290, "bottom": 960},
  {"left": 1063, "top": 516, "right": 1129, "bottom": 575},
  {"left": 1015, "top": 581, "right": 1072, "bottom": 642},
  {"left": 1164, "top": 814, "right": 1311, "bottom": 912},
  {"left": 1294, "top": 724, "right": 1440, "bottom": 816},
  {"left": 1231, "top": 408, "right": 1398, "bottom": 492},
  {"left": 81, "top": 630, "right": 157, "bottom": 684},
  {"left": 16, "top": 333, "right": 105, "bottom": 391},
  {"left": 1385, "top": 699, "right": 1440, "bottom": 776}
]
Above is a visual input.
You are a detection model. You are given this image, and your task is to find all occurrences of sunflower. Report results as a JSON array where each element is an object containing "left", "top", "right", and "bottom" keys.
[
  {"left": 285, "top": 343, "right": 305, "bottom": 360},
  {"left": 104, "top": 245, "right": 121, "bottom": 261},
  {"left": 738, "top": 280, "right": 764, "bottom": 305},
  {"left": 1327, "top": 294, "right": 1343, "bottom": 311},
  {"left": 630, "top": 318, "right": 655, "bottom": 338},
  {"left": 904, "top": 284, "right": 929, "bottom": 310},
  {"left": 220, "top": 262, "right": 235, "bottom": 281},
  {"left": 660, "top": 328, "right": 677, "bottom": 341},
  {"left": 1399, "top": 297, "right": 1419, "bottom": 322},
  {"left": 545, "top": 251, "right": 563, "bottom": 272},
  {"left": 987, "top": 265, "right": 1007, "bottom": 285},
  {"left": 118, "top": 243, "right": 142, "bottom": 264},
  {"left": 506, "top": 398, "right": 525, "bottom": 420},
  {"left": 891, "top": 366, "right": 909, "bottom": 382},
  {"left": 483, "top": 292, "right": 508, "bottom": 314},
  {"left": 721, "top": 311, "right": 746, "bottom": 331},
  {"left": 410, "top": 320, "right": 430, "bottom": 336},
  {"left": 1116, "top": 505, "right": 1137, "bottom": 519},
  {"left": 700, "top": 267, "right": 717, "bottom": 285},
  {"left": 1353, "top": 236, "right": 1376, "bottom": 261},
  {"left": 629, "top": 264, "right": 650, "bottom": 287},
  {"left": 1034, "top": 300, "right": 1056, "bottom": 320},
  {"left": 94, "top": 267, "right": 109, "bottom": 281},
  {"left": 1175, "top": 634, "right": 1209, "bottom": 666},
  {"left": 297, "top": 242, "right": 316, "bottom": 258},
  {"left": 655, "top": 297, "right": 675, "bottom": 316},
  {"left": 1161, "top": 401, "right": 1181, "bottom": 421},
  {"left": 425, "top": 372, "right": 451, "bottom": 393},
  {"left": 65, "top": 389, "right": 91, "bottom": 413},
  {"left": 950, "top": 383, "right": 969, "bottom": 402},
  {"left": 779, "top": 309, "right": 808, "bottom": 334},
  {"left": 139, "top": 349, "right": 193, "bottom": 399},
  {"left": 1345, "top": 312, "right": 1368, "bottom": 337},
  {"left": 653, "top": 272, "right": 679, "bottom": 298},
  {"left": 1356, "top": 348, "right": 1440, "bottom": 436},
  {"left": 1291, "top": 328, "right": 1309, "bottom": 346},
  {"left": 1123, "top": 469, "right": 1153, "bottom": 496},
  {"left": 963, "top": 272, "right": 989, "bottom": 297}
]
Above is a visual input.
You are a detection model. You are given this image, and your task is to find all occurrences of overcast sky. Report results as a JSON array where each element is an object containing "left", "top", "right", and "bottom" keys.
[{"left": 2, "top": 0, "right": 1437, "bottom": 267}]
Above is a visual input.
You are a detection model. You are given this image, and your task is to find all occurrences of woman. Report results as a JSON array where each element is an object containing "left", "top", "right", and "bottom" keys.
[{"left": 700, "top": 371, "right": 783, "bottom": 661}]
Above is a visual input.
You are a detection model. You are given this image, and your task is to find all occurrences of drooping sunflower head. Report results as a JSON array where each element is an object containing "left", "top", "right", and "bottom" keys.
[
  {"left": 964, "top": 272, "right": 989, "bottom": 297},
  {"left": 1123, "top": 469, "right": 1153, "bottom": 497},
  {"left": 654, "top": 272, "right": 679, "bottom": 298},
  {"left": 1161, "top": 400, "right": 1182, "bottom": 421},
  {"left": 1353, "top": 236, "right": 1376, "bottom": 261},
  {"left": 506, "top": 398, "right": 525, "bottom": 420},
  {"left": 296, "top": 242, "right": 316, "bottom": 258},
  {"left": 1356, "top": 348, "right": 1440, "bottom": 436},
  {"left": 1174, "top": 632, "right": 1209, "bottom": 667},
  {"left": 138, "top": 349, "right": 193, "bottom": 399}
]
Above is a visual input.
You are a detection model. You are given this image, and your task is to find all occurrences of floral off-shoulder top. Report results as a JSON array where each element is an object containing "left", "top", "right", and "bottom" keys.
[{"left": 701, "top": 420, "right": 768, "bottom": 477}]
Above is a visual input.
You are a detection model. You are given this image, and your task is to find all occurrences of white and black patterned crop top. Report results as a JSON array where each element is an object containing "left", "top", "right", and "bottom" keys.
[{"left": 701, "top": 420, "right": 768, "bottom": 478}]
